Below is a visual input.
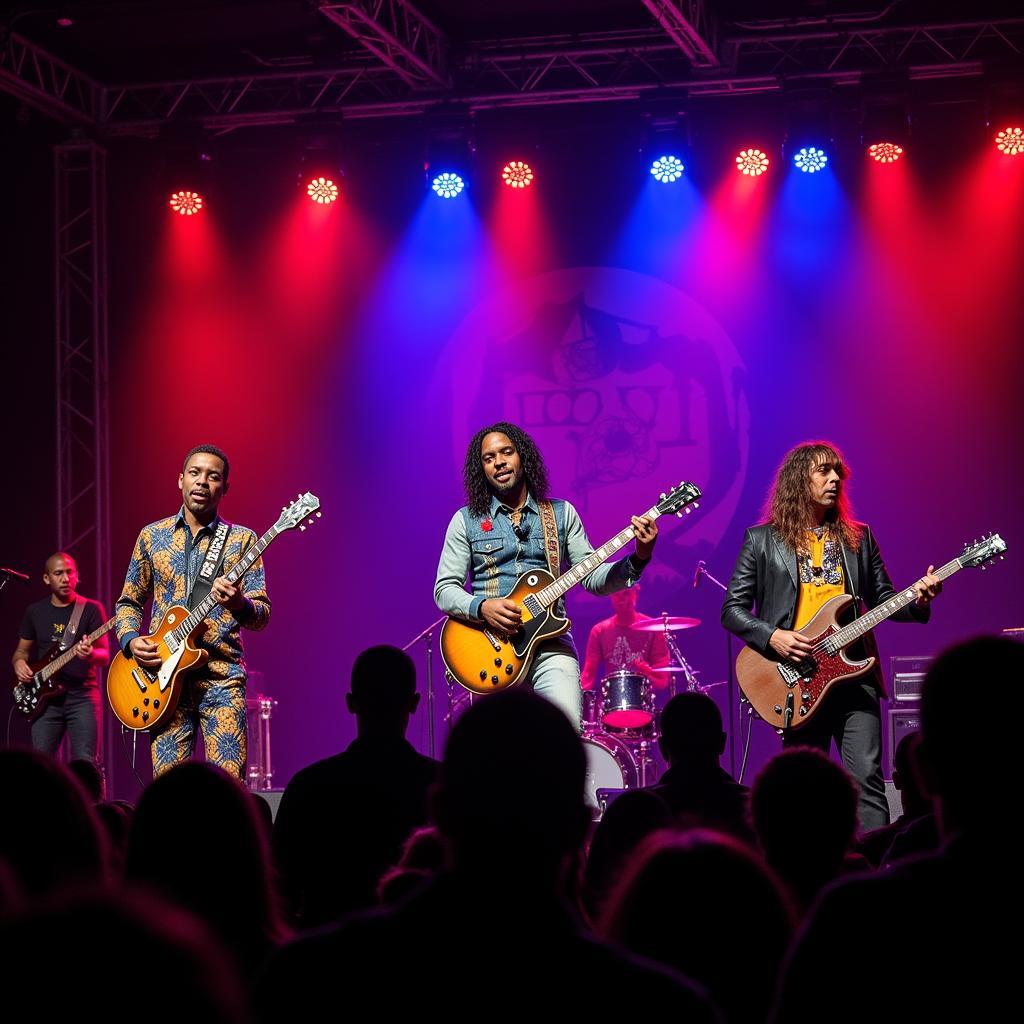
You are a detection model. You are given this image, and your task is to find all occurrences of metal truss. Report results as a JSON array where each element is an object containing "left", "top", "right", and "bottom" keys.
[
  {"left": 55, "top": 141, "right": 111, "bottom": 615},
  {"left": 316, "top": 0, "right": 448, "bottom": 88},
  {"left": 0, "top": 31, "right": 99, "bottom": 124},
  {"left": 642, "top": 0, "right": 720, "bottom": 68},
  {"left": 725, "top": 17, "right": 1024, "bottom": 83},
  {"left": 3, "top": 18, "right": 1022, "bottom": 131}
]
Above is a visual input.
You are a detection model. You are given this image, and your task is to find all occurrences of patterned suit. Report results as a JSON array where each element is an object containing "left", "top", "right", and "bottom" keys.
[{"left": 115, "top": 510, "right": 271, "bottom": 778}]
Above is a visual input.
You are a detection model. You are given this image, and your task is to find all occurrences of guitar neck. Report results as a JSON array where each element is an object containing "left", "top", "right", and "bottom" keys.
[
  {"left": 39, "top": 617, "right": 116, "bottom": 682},
  {"left": 830, "top": 556, "right": 963, "bottom": 648},
  {"left": 536, "top": 505, "right": 661, "bottom": 609},
  {"left": 173, "top": 524, "right": 279, "bottom": 639}
]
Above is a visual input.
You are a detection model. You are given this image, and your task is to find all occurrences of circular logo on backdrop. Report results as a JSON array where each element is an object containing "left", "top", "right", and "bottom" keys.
[{"left": 430, "top": 267, "right": 749, "bottom": 587}]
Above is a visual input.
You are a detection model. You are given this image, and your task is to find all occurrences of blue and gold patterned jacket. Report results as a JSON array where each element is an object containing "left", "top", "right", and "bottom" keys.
[{"left": 115, "top": 509, "right": 271, "bottom": 686}]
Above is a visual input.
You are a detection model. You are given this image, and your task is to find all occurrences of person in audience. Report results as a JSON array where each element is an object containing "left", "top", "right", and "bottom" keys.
[
  {"left": 602, "top": 828, "right": 796, "bottom": 1024},
  {"left": 751, "top": 747, "right": 860, "bottom": 912},
  {"left": 125, "top": 761, "right": 287, "bottom": 983},
  {"left": 772, "top": 636, "right": 1022, "bottom": 1022},
  {"left": 272, "top": 645, "right": 439, "bottom": 927},
  {"left": 651, "top": 692, "right": 753, "bottom": 843}
]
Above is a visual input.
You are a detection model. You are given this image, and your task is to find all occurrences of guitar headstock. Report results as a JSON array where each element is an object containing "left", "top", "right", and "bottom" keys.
[
  {"left": 276, "top": 492, "right": 322, "bottom": 533},
  {"left": 960, "top": 533, "right": 1007, "bottom": 570},
  {"left": 657, "top": 481, "right": 702, "bottom": 518}
]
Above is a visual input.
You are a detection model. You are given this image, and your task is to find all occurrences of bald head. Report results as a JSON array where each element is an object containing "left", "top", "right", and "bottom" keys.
[{"left": 43, "top": 553, "right": 79, "bottom": 602}]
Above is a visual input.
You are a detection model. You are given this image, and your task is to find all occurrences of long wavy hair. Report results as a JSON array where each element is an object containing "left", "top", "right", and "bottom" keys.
[
  {"left": 762, "top": 440, "right": 862, "bottom": 553},
  {"left": 463, "top": 422, "right": 550, "bottom": 517}
]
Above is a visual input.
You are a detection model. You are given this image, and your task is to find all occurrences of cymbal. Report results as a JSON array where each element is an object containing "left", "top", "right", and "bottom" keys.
[
  {"left": 647, "top": 665, "right": 690, "bottom": 674},
  {"left": 630, "top": 616, "right": 701, "bottom": 633}
]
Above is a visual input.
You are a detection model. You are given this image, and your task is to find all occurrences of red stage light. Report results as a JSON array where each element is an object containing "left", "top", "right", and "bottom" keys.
[
  {"left": 995, "top": 127, "right": 1023, "bottom": 156},
  {"left": 307, "top": 176, "right": 339, "bottom": 204},
  {"left": 735, "top": 149, "right": 769, "bottom": 176},
  {"left": 168, "top": 191, "right": 204, "bottom": 216},
  {"left": 502, "top": 161, "right": 534, "bottom": 189},
  {"left": 869, "top": 141, "right": 904, "bottom": 164}
]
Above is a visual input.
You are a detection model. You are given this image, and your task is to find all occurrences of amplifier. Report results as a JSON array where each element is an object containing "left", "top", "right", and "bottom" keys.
[
  {"left": 889, "top": 655, "right": 933, "bottom": 702},
  {"left": 885, "top": 705, "right": 922, "bottom": 779}
]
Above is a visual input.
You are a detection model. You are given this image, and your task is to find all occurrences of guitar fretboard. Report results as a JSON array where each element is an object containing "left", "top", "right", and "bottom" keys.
[
  {"left": 40, "top": 617, "right": 116, "bottom": 682},
  {"left": 170, "top": 526, "right": 279, "bottom": 644},
  {"left": 823, "top": 557, "right": 962, "bottom": 653},
  {"left": 536, "top": 505, "right": 662, "bottom": 608}
]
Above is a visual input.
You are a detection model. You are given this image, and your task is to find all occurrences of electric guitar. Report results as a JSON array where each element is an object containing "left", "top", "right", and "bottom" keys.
[
  {"left": 735, "top": 533, "right": 1008, "bottom": 731},
  {"left": 12, "top": 616, "right": 116, "bottom": 722},
  {"left": 440, "top": 482, "right": 702, "bottom": 695},
  {"left": 106, "top": 492, "right": 321, "bottom": 731}
]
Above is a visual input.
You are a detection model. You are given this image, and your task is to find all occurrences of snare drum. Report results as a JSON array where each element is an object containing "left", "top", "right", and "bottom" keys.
[
  {"left": 600, "top": 670, "right": 654, "bottom": 730},
  {"left": 582, "top": 733, "right": 638, "bottom": 819}
]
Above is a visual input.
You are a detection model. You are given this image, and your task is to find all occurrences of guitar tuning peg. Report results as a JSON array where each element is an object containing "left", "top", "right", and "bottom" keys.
[
  {"left": 692, "top": 502, "right": 699, "bottom": 510},
  {"left": 980, "top": 564, "right": 986, "bottom": 570},
  {"left": 299, "top": 525, "right": 306, "bottom": 532},
  {"left": 316, "top": 512, "right": 322, "bottom": 518},
  {"left": 684, "top": 508, "right": 692, "bottom": 514},
  {"left": 676, "top": 511, "right": 683, "bottom": 518},
  {"left": 660, "top": 492, "right": 666, "bottom": 499}
]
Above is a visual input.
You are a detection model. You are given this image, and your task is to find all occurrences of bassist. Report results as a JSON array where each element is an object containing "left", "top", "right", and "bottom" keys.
[
  {"left": 434, "top": 423, "right": 658, "bottom": 730},
  {"left": 12, "top": 552, "right": 109, "bottom": 762},
  {"left": 114, "top": 445, "right": 271, "bottom": 779},
  {"left": 721, "top": 441, "right": 941, "bottom": 829}
]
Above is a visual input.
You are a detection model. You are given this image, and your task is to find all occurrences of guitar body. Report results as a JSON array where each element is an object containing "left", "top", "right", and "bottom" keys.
[
  {"left": 106, "top": 605, "right": 209, "bottom": 731},
  {"left": 11, "top": 645, "right": 68, "bottom": 723},
  {"left": 440, "top": 568, "right": 571, "bottom": 695},
  {"left": 735, "top": 594, "right": 876, "bottom": 731}
]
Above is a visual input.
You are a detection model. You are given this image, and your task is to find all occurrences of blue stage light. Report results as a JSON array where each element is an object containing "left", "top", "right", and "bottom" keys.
[
  {"left": 431, "top": 172, "right": 465, "bottom": 199},
  {"left": 650, "top": 155, "right": 684, "bottom": 183},
  {"left": 793, "top": 146, "right": 828, "bottom": 173}
]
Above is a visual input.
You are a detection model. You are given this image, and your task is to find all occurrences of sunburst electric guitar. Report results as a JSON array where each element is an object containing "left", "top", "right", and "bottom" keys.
[
  {"left": 106, "top": 492, "right": 321, "bottom": 731},
  {"left": 440, "top": 482, "right": 702, "bottom": 695},
  {"left": 736, "top": 533, "right": 1007, "bottom": 731}
]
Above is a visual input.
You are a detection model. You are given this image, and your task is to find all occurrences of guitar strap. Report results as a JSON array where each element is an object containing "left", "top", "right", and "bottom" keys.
[
  {"left": 538, "top": 500, "right": 560, "bottom": 579},
  {"left": 187, "top": 520, "right": 232, "bottom": 610},
  {"left": 57, "top": 598, "right": 87, "bottom": 652}
]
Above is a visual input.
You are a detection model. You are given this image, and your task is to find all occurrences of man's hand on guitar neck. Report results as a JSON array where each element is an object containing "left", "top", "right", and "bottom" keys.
[
  {"left": 481, "top": 599, "right": 522, "bottom": 637},
  {"left": 769, "top": 629, "right": 814, "bottom": 661}
]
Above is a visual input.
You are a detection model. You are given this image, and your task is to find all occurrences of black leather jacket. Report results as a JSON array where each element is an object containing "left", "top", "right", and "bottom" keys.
[{"left": 721, "top": 523, "right": 929, "bottom": 695}]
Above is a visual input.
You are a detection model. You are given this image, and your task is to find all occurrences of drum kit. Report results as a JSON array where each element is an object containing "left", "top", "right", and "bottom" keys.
[{"left": 581, "top": 613, "right": 724, "bottom": 818}]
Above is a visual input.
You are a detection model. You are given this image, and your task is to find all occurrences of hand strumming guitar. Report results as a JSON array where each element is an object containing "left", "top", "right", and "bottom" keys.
[{"left": 481, "top": 599, "right": 522, "bottom": 637}]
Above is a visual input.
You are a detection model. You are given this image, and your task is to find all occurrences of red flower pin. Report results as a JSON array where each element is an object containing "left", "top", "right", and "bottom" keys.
[{"left": 481, "top": 517, "right": 493, "bottom": 532}]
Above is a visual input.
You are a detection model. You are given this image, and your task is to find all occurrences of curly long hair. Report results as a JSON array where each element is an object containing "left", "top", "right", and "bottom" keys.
[
  {"left": 763, "top": 440, "right": 862, "bottom": 553},
  {"left": 463, "top": 422, "right": 550, "bottom": 517}
]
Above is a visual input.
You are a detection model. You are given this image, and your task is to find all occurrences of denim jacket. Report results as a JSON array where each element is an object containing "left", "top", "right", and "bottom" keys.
[{"left": 434, "top": 492, "right": 646, "bottom": 627}]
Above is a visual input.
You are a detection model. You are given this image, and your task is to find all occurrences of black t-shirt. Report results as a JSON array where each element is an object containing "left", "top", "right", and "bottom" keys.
[{"left": 19, "top": 597, "right": 106, "bottom": 688}]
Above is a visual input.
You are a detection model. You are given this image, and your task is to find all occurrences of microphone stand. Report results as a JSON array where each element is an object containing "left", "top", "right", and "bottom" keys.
[
  {"left": 696, "top": 564, "right": 739, "bottom": 778},
  {"left": 403, "top": 615, "right": 446, "bottom": 759}
]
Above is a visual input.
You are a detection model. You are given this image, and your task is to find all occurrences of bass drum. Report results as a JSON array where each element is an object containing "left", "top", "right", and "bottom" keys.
[{"left": 582, "top": 733, "right": 638, "bottom": 820}]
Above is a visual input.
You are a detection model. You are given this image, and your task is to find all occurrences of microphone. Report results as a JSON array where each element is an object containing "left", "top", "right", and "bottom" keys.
[
  {"left": 512, "top": 522, "right": 527, "bottom": 541},
  {"left": 1, "top": 567, "right": 30, "bottom": 583},
  {"left": 692, "top": 560, "right": 706, "bottom": 589}
]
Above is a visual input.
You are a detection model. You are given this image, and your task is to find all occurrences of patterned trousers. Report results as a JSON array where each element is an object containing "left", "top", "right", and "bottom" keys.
[{"left": 151, "top": 677, "right": 247, "bottom": 780}]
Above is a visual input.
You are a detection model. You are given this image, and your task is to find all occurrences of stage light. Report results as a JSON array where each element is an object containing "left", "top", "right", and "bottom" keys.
[
  {"left": 736, "top": 148, "right": 769, "bottom": 176},
  {"left": 431, "top": 172, "right": 465, "bottom": 199},
  {"left": 306, "top": 176, "right": 339, "bottom": 204},
  {"left": 650, "top": 155, "right": 684, "bottom": 183},
  {"left": 793, "top": 146, "right": 828, "bottom": 173},
  {"left": 995, "top": 127, "right": 1023, "bottom": 156},
  {"left": 869, "top": 141, "right": 904, "bottom": 164},
  {"left": 168, "top": 190, "right": 204, "bottom": 216},
  {"left": 502, "top": 161, "right": 534, "bottom": 189}
]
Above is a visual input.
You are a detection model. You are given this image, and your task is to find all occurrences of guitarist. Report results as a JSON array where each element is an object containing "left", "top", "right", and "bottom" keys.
[
  {"left": 721, "top": 441, "right": 942, "bottom": 829},
  {"left": 11, "top": 552, "right": 109, "bottom": 762},
  {"left": 434, "top": 423, "right": 658, "bottom": 730},
  {"left": 114, "top": 445, "right": 271, "bottom": 779}
]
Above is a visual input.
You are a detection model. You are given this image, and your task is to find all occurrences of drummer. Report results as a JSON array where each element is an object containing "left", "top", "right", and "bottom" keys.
[{"left": 580, "top": 586, "right": 671, "bottom": 694}]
